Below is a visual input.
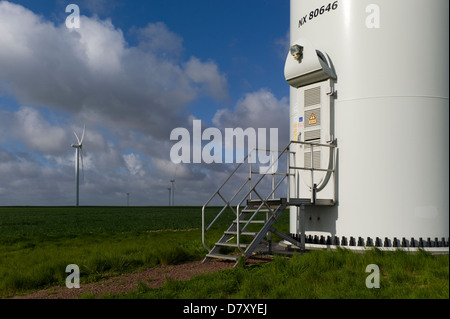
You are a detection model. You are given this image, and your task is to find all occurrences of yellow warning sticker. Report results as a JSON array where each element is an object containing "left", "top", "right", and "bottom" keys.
[{"left": 309, "top": 113, "right": 317, "bottom": 125}]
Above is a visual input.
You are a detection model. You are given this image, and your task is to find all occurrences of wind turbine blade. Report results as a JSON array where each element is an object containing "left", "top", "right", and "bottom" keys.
[
  {"left": 73, "top": 131, "right": 81, "bottom": 145},
  {"left": 80, "top": 125, "right": 86, "bottom": 145}
]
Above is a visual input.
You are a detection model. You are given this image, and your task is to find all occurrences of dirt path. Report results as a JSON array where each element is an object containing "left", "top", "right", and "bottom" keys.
[{"left": 10, "top": 256, "right": 272, "bottom": 299}]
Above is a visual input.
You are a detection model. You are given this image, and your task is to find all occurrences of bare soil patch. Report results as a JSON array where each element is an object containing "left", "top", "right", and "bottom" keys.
[{"left": 10, "top": 256, "right": 273, "bottom": 299}]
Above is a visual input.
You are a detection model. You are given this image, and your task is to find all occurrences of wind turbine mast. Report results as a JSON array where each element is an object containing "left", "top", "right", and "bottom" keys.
[
  {"left": 170, "top": 166, "right": 177, "bottom": 206},
  {"left": 71, "top": 125, "right": 85, "bottom": 207},
  {"left": 74, "top": 146, "right": 80, "bottom": 206},
  {"left": 170, "top": 179, "right": 175, "bottom": 206},
  {"left": 168, "top": 187, "right": 172, "bottom": 206}
]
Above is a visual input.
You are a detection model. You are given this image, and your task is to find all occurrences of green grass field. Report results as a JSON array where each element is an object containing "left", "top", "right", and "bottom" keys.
[
  {"left": 0, "top": 206, "right": 448, "bottom": 299},
  {"left": 0, "top": 206, "right": 227, "bottom": 297},
  {"left": 117, "top": 248, "right": 449, "bottom": 299}
]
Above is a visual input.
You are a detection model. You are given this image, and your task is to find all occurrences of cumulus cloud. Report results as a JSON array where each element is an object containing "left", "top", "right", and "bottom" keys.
[
  {"left": 184, "top": 57, "right": 229, "bottom": 101},
  {"left": 0, "top": 147, "right": 73, "bottom": 205},
  {"left": 136, "top": 22, "right": 184, "bottom": 61},
  {"left": 0, "top": 1, "right": 229, "bottom": 140},
  {"left": 13, "top": 107, "right": 68, "bottom": 154},
  {"left": 76, "top": 16, "right": 126, "bottom": 73},
  {"left": 0, "top": 1, "right": 234, "bottom": 205},
  {"left": 0, "top": 1, "right": 289, "bottom": 206},
  {"left": 213, "top": 88, "right": 289, "bottom": 142},
  {"left": 123, "top": 153, "right": 146, "bottom": 177}
]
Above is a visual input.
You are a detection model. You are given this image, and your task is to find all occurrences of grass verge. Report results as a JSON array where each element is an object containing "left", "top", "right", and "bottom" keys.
[
  {"left": 0, "top": 206, "right": 231, "bottom": 297},
  {"left": 0, "top": 207, "right": 447, "bottom": 299},
  {"left": 108, "top": 248, "right": 449, "bottom": 299},
  {"left": 0, "top": 229, "right": 210, "bottom": 298}
]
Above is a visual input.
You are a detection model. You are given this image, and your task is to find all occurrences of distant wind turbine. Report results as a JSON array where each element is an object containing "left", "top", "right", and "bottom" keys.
[
  {"left": 71, "top": 125, "right": 85, "bottom": 207},
  {"left": 170, "top": 166, "right": 178, "bottom": 206},
  {"left": 168, "top": 187, "right": 172, "bottom": 206},
  {"left": 170, "top": 179, "right": 175, "bottom": 206}
]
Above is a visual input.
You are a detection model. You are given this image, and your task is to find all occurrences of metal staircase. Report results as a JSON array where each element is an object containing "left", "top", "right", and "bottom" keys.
[
  {"left": 201, "top": 140, "right": 337, "bottom": 265},
  {"left": 204, "top": 198, "right": 288, "bottom": 263}
]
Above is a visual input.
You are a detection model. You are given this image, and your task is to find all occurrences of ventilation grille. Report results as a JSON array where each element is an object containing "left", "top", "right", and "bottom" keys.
[
  {"left": 304, "top": 151, "right": 321, "bottom": 169},
  {"left": 303, "top": 85, "right": 322, "bottom": 169},
  {"left": 304, "top": 86, "right": 321, "bottom": 107},
  {"left": 304, "top": 141, "right": 321, "bottom": 151},
  {"left": 304, "top": 129, "right": 321, "bottom": 141}
]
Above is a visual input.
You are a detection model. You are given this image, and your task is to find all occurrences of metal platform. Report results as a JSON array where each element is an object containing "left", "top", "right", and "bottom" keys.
[
  {"left": 247, "top": 198, "right": 335, "bottom": 207},
  {"left": 288, "top": 198, "right": 335, "bottom": 206}
]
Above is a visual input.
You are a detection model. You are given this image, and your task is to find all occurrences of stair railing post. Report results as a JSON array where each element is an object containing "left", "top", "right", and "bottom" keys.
[
  {"left": 271, "top": 152, "right": 275, "bottom": 200},
  {"left": 202, "top": 205, "right": 209, "bottom": 251},
  {"left": 249, "top": 152, "right": 252, "bottom": 201},
  {"left": 236, "top": 202, "right": 240, "bottom": 252},
  {"left": 332, "top": 147, "right": 335, "bottom": 203},
  {"left": 286, "top": 146, "right": 290, "bottom": 202},
  {"left": 300, "top": 204, "right": 306, "bottom": 250},
  {"left": 310, "top": 143, "right": 314, "bottom": 204},
  {"left": 266, "top": 210, "right": 272, "bottom": 253}
]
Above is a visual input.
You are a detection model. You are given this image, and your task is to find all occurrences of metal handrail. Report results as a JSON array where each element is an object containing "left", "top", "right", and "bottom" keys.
[
  {"left": 289, "top": 140, "right": 337, "bottom": 203},
  {"left": 202, "top": 153, "right": 252, "bottom": 251},
  {"left": 202, "top": 142, "right": 291, "bottom": 252},
  {"left": 234, "top": 144, "right": 290, "bottom": 252}
]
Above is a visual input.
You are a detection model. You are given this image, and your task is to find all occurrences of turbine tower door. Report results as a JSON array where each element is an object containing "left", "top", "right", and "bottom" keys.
[
  {"left": 294, "top": 79, "right": 335, "bottom": 200},
  {"left": 285, "top": 38, "right": 337, "bottom": 202}
]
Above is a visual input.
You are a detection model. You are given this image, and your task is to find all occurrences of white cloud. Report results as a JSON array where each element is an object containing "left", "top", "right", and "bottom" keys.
[
  {"left": 0, "top": 2, "right": 289, "bottom": 206},
  {"left": 151, "top": 158, "right": 191, "bottom": 180},
  {"left": 136, "top": 22, "right": 184, "bottom": 61},
  {"left": 0, "top": 2, "right": 229, "bottom": 139},
  {"left": 0, "top": 1, "right": 40, "bottom": 59},
  {"left": 213, "top": 88, "right": 289, "bottom": 139},
  {"left": 184, "top": 57, "right": 229, "bottom": 101},
  {"left": 75, "top": 16, "right": 126, "bottom": 72},
  {"left": 123, "top": 153, "right": 146, "bottom": 177},
  {"left": 14, "top": 107, "right": 68, "bottom": 154},
  {"left": 0, "top": 150, "right": 73, "bottom": 205}
]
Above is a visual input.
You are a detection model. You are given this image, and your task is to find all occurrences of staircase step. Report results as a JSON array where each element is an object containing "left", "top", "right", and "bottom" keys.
[
  {"left": 206, "top": 253, "right": 239, "bottom": 261},
  {"left": 204, "top": 198, "right": 288, "bottom": 264},
  {"left": 242, "top": 209, "right": 271, "bottom": 213},
  {"left": 242, "top": 203, "right": 288, "bottom": 258},
  {"left": 233, "top": 219, "right": 266, "bottom": 224},
  {"left": 247, "top": 198, "right": 286, "bottom": 206},
  {"left": 215, "top": 242, "right": 248, "bottom": 248},
  {"left": 224, "top": 231, "right": 258, "bottom": 236}
]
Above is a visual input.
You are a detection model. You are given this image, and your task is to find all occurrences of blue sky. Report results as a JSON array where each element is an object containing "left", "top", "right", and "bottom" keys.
[
  {"left": 11, "top": 0, "right": 290, "bottom": 114},
  {"left": 0, "top": 0, "right": 291, "bottom": 206}
]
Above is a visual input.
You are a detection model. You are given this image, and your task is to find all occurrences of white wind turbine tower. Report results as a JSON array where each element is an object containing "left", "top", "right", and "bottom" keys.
[
  {"left": 71, "top": 125, "right": 85, "bottom": 207},
  {"left": 168, "top": 187, "right": 172, "bottom": 206},
  {"left": 170, "top": 166, "right": 178, "bottom": 206}
]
